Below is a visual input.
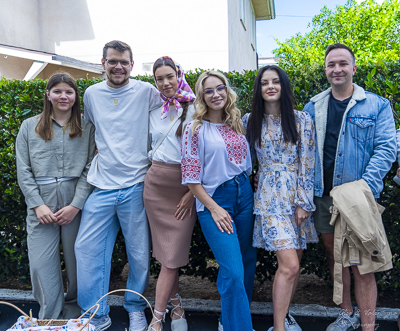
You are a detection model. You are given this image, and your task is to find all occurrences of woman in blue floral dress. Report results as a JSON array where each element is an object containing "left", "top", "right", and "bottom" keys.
[{"left": 242, "top": 65, "right": 318, "bottom": 331}]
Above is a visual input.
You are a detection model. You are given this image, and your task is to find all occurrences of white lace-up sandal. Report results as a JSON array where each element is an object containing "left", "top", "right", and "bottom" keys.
[
  {"left": 170, "top": 293, "right": 188, "bottom": 331},
  {"left": 147, "top": 309, "right": 167, "bottom": 331}
]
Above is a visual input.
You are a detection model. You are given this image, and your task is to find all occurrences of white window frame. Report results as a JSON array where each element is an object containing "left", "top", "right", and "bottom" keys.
[
  {"left": 240, "top": 0, "right": 246, "bottom": 30},
  {"left": 250, "top": 1, "right": 256, "bottom": 51}
]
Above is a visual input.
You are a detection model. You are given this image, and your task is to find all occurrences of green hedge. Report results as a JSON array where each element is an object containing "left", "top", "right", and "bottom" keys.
[{"left": 1, "top": 64, "right": 399, "bottom": 295}]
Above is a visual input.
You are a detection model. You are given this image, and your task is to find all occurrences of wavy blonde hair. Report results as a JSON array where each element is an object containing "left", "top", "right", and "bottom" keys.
[{"left": 192, "top": 71, "right": 245, "bottom": 134}]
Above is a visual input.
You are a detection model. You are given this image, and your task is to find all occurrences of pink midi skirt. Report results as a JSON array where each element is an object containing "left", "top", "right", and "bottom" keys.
[{"left": 143, "top": 161, "right": 197, "bottom": 268}]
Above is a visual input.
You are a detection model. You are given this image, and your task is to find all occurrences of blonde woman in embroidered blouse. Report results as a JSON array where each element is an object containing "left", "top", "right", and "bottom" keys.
[
  {"left": 181, "top": 71, "right": 257, "bottom": 331},
  {"left": 16, "top": 72, "right": 95, "bottom": 319},
  {"left": 243, "top": 65, "right": 318, "bottom": 331},
  {"left": 144, "top": 56, "right": 196, "bottom": 331}
]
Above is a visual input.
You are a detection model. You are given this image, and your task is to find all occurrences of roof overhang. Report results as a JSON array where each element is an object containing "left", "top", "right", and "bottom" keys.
[
  {"left": 251, "top": 0, "right": 276, "bottom": 20},
  {"left": 0, "top": 44, "right": 104, "bottom": 80}
]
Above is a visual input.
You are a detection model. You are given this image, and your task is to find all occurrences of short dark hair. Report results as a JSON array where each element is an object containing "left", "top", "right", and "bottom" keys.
[
  {"left": 325, "top": 43, "right": 355, "bottom": 63},
  {"left": 103, "top": 40, "right": 133, "bottom": 61}
]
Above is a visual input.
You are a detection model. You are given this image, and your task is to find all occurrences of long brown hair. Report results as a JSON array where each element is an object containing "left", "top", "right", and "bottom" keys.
[
  {"left": 247, "top": 65, "right": 298, "bottom": 148},
  {"left": 35, "top": 72, "right": 82, "bottom": 141}
]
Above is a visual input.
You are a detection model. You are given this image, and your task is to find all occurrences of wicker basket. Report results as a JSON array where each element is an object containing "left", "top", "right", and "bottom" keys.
[
  {"left": 2, "top": 288, "right": 153, "bottom": 330},
  {"left": 0, "top": 300, "right": 99, "bottom": 330}
]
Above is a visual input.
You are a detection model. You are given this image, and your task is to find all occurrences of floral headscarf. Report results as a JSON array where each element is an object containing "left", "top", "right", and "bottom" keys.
[{"left": 153, "top": 56, "right": 196, "bottom": 120}]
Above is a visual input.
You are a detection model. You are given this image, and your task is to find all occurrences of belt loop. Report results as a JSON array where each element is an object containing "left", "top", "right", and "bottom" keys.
[{"left": 234, "top": 173, "right": 241, "bottom": 205}]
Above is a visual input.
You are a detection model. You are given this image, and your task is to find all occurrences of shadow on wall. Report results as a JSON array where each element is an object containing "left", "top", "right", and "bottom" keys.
[{"left": 0, "top": 0, "right": 95, "bottom": 53}]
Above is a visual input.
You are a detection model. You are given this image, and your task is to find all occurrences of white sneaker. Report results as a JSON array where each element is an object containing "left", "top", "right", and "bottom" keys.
[
  {"left": 129, "top": 310, "right": 147, "bottom": 331},
  {"left": 88, "top": 314, "right": 111, "bottom": 331},
  {"left": 285, "top": 312, "right": 302, "bottom": 331},
  {"left": 326, "top": 309, "right": 360, "bottom": 331}
]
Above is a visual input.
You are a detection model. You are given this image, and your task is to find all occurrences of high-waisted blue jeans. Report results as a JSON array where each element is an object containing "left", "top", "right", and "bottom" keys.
[{"left": 198, "top": 172, "right": 257, "bottom": 331}]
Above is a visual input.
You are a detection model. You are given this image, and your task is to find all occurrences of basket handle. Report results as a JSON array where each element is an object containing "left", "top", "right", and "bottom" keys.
[
  {"left": 0, "top": 300, "right": 99, "bottom": 331},
  {"left": 78, "top": 289, "right": 152, "bottom": 331},
  {"left": 94, "top": 289, "right": 153, "bottom": 316},
  {"left": 77, "top": 303, "right": 100, "bottom": 331},
  {"left": 0, "top": 300, "right": 29, "bottom": 317}
]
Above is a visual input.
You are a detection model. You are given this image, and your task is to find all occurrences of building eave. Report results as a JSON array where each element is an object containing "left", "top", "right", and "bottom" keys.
[
  {"left": 0, "top": 44, "right": 104, "bottom": 80},
  {"left": 251, "top": 0, "right": 276, "bottom": 20}
]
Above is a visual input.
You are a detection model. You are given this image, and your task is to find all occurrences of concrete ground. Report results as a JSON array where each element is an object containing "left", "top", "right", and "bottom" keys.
[{"left": 1, "top": 289, "right": 399, "bottom": 330}]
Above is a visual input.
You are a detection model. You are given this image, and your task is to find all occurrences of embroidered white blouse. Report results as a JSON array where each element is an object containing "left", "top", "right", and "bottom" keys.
[{"left": 181, "top": 120, "right": 252, "bottom": 211}]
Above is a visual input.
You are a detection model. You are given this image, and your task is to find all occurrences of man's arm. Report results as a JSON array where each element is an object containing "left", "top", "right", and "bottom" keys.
[
  {"left": 362, "top": 99, "right": 397, "bottom": 195},
  {"left": 83, "top": 90, "right": 94, "bottom": 124}
]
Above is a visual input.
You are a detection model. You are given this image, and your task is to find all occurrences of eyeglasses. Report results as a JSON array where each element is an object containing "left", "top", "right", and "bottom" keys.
[
  {"left": 104, "top": 59, "right": 131, "bottom": 67},
  {"left": 203, "top": 85, "right": 227, "bottom": 95}
]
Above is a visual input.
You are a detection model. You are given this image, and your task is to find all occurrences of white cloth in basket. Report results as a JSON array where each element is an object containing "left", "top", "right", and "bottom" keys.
[{"left": 8, "top": 316, "right": 95, "bottom": 331}]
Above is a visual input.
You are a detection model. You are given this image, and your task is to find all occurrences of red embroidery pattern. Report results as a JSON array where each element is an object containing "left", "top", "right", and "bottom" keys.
[
  {"left": 181, "top": 123, "right": 201, "bottom": 181},
  {"left": 181, "top": 157, "right": 201, "bottom": 180},
  {"left": 216, "top": 126, "right": 247, "bottom": 164}
]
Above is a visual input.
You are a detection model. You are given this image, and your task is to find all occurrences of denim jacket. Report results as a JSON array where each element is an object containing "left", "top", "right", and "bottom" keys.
[{"left": 303, "top": 84, "right": 396, "bottom": 198}]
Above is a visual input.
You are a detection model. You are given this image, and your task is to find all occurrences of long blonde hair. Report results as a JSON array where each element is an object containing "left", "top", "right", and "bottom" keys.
[{"left": 192, "top": 71, "right": 245, "bottom": 135}]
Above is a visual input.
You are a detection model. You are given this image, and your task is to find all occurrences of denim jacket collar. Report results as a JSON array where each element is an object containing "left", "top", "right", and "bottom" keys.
[{"left": 310, "top": 83, "right": 366, "bottom": 103}]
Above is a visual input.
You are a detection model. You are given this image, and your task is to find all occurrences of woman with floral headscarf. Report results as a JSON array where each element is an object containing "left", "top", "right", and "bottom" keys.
[{"left": 143, "top": 56, "right": 197, "bottom": 331}]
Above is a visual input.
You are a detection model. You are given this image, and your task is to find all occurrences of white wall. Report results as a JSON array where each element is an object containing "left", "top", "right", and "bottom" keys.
[
  {"left": 0, "top": 0, "right": 41, "bottom": 50},
  {"left": 0, "top": 0, "right": 262, "bottom": 75},
  {"left": 0, "top": 0, "right": 95, "bottom": 53},
  {"left": 228, "top": 0, "right": 257, "bottom": 71},
  {"left": 53, "top": 0, "right": 230, "bottom": 75}
]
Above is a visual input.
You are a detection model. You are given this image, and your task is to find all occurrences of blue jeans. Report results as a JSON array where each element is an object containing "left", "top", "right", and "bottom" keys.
[
  {"left": 197, "top": 172, "right": 257, "bottom": 331},
  {"left": 75, "top": 183, "right": 150, "bottom": 316}
]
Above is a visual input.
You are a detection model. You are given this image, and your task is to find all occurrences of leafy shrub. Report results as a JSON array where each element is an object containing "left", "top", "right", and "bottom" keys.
[{"left": 1, "top": 65, "right": 399, "bottom": 297}]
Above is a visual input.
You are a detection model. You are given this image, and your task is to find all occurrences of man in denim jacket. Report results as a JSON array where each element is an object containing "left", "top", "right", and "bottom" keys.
[{"left": 304, "top": 43, "right": 396, "bottom": 331}]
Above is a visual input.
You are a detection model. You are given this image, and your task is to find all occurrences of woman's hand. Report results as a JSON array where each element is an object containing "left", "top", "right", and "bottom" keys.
[
  {"left": 210, "top": 205, "right": 234, "bottom": 234},
  {"left": 54, "top": 205, "right": 80, "bottom": 225},
  {"left": 295, "top": 206, "right": 310, "bottom": 227},
  {"left": 175, "top": 191, "right": 195, "bottom": 220},
  {"left": 187, "top": 183, "right": 234, "bottom": 234},
  {"left": 34, "top": 205, "right": 57, "bottom": 224},
  {"left": 253, "top": 171, "right": 259, "bottom": 191}
]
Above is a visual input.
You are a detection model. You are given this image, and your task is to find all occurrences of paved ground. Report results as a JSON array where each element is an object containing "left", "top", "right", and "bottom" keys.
[{"left": 0, "top": 289, "right": 399, "bottom": 330}]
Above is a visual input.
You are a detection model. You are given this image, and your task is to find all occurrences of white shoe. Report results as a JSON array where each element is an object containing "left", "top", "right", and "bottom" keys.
[
  {"left": 129, "top": 310, "right": 147, "bottom": 331},
  {"left": 170, "top": 293, "right": 188, "bottom": 331},
  {"left": 88, "top": 314, "right": 111, "bottom": 331},
  {"left": 326, "top": 309, "right": 360, "bottom": 331},
  {"left": 285, "top": 312, "right": 302, "bottom": 331},
  {"left": 147, "top": 309, "right": 167, "bottom": 331}
]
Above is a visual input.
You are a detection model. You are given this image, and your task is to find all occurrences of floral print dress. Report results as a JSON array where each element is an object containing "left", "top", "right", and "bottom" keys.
[{"left": 242, "top": 110, "right": 318, "bottom": 251}]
